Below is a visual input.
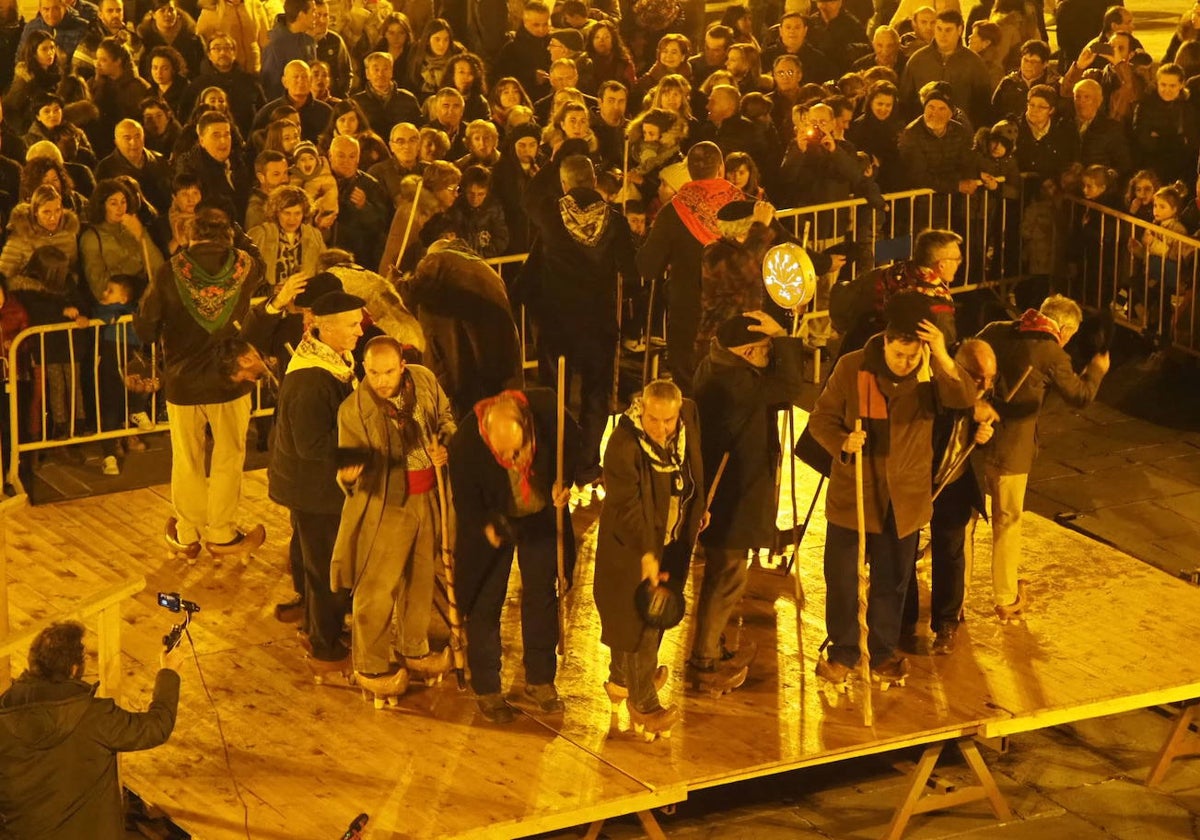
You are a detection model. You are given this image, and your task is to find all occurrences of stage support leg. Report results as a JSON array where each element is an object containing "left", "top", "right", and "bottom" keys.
[
  {"left": 1147, "top": 701, "right": 1200, "bottom": 787},
  {"left": 582, "top": 809, "right": 669, "bottom": 840},
  {"left": 882, "top": 737, "right": 1013, "bottom": 840}
]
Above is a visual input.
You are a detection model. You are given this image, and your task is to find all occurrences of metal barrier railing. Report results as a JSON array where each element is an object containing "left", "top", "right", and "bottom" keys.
[
  {"left": 1063, "top": 195, "right": 1199, "bottom": 357},
  {"left": 4, "top": 187, "right": 1023, "bottom": 489}
]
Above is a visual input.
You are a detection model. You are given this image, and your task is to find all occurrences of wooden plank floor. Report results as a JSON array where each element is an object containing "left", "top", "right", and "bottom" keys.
[{"left": 6, "top": 453, "right": 1200, "bottom": 839}]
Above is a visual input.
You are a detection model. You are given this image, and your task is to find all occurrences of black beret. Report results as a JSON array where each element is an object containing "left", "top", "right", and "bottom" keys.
[
  {"left": 716, "top": 314, "right": 765, "bottom": 349},
  {"left": 920, "top": 81, "right": 953, "bottom": 109},
  {"left": 293, "top": 271, "right": 344, "bottom": 308},
  {"left": 310, "top": 291, "right": 365, "bottom": 317},
  {"left": 884, "top": 291, "right": 935, "bottom": 336},
  {"left": 716, "top": 199, "right": 756, "bottom": 222}
]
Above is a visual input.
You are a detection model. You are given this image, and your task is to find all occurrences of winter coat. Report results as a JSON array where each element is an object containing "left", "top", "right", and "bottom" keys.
[
  {"left": 805, "top": 10, "right": 870, "bottom": 76},
  {"left": 71, "top": 19, "right": 143, "bottom": 80},
  {"left": 594, "top": 401, "right": 704, "bottom": 652},
  {"left": 1132, "top": 91, "right": 1200, "bottom": 185},
  {"left": 978, "top": 318, "right": 1105, "bottom": 475},
  {"left": 132, "top": 242, "right": 265, "bottom": 404},
  {"left": 247, "top": 221, "right": 326, "bottom": 286},
  {"left": 441, "top": 195, "right": 509, "bottom": 259},
  {"left": 447, "top": 388, "right": 579, "bottom": 614},
  {"left": 0, "top": 670, "right": 179, "bottom": 840},
  {"left": 991, "top": 68, "right": 1061, "bottom": 121},
  {"left": 290, "top": 156, "right": 340, "bottom": 220},
  {"left": 330, "top": 365, "right": 455, "bottom": 590},
  {"left": 898, "top": 117, "right": 976, "bottom": 194},
  {"left": 23, "top": 119, "right": 96, "bottom": 170},
  {"left": 1076, "top": 114, "right": 1132, "bottom": 175},
  {"left": 87, "top": 71, "right": 151, "bottom": 157},
  {"left": 259, "top": 14, "right": 316, "bottom": 100},
  {"left": 330, "top": 168, "right": 389, "bottom": 273},
  {"left": 79, "top": 221, "right": 165, "bottom": 301},
  {"left": 694, "top": 335, "right": 807, "bottom": 550},
  {"left": 1014, "top": 116, "right": 1078, "bottom": 180},
  {"left": 268, "top": 350, "right": 355, "bottom": 515},
  {"left": 516, "top": 187, "right": 638, "bottom": 358},
  {"left": 173, "top": 145, "right": 253, "bottom": 221},
  {"left": 15, "top": 11, "right": 89, "bottom": 65},
  {"left": 776, "top": 136, "right": 884, "bottom": 231},
  {"left": 252, "top": 93, "right": 332, "bottom": 143},
  {"left": 809, "top": 334, "right": 977, "bottom": 539},
  {"left": 136, "top": 12, "right": 205, "bottom": 78},
  {"left": 6, "top": 264, "right": 87, "bottom": 365},
  {"left": 1053, "top": 0, "right": 1106, "bottom": 65},
  {"left": 350, "top": 85, "right": 422, "bottom": 140},
  {"left": 3, "top": 63, "right": 91, "bottom": 135},
  {"left": 847, "top": 111, "right": 906, "bottom": 192},
  {"left": 95, "top": 148, "right": 172, "bottom": 215},
  {"left": 179, "top": 66, "right": 266, "bottom": 135},
  {"left": 0, "top": 205, "right": 81, "bottom": 282},
  {"left": 899, "top": 44, "right": 993, "bottom": 124},
  {"left": 196, "top": 0, "right": 270, "bottom": 74},
  {"left": 496, "top": 27, "right": 552, "bottom": 102},
  {"left": 407, "top": 244, "right": 523, "bottom": 417}
]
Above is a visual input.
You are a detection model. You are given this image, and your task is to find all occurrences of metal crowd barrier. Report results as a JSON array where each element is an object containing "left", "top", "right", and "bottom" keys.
[
  {"left": 3, "top": 187, "right": 1026, "bottom": 489},
  {"left": 1062, "top": 195, "right": 1199, "bottom": 357}
]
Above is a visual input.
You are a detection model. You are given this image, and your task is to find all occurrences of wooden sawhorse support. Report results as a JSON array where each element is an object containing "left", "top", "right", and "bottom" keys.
[
  {"left": 1147, "top": 700, "right": 1200, "bottom": 787},
  {"left": 583, "top": 808, "right": 670, "bottom": 840},
  {"left": 883, "top": 737, "right": 1013, "bottom": 840}
]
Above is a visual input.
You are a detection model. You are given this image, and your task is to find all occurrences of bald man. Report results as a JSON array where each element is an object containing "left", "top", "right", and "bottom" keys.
[
  {"left": 251, "top": 59, "right": 332, "bottom": 142},
  {"left": 447, "top": 388, "right": 579, "bottom": 723},
  {"left": 901, "top": 338, "right": 999, "bottom": 655},
  {"left": 95, "top": 118, "right": 171, "bottom": 211}
]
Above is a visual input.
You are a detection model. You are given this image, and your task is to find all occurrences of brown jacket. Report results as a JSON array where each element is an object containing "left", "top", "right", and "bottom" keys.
[
  {"left": 809, "top": 335, "right": 977, "bottom": 539},
  {"left": 978, "top": 319, "right": 1106, "bottom": 475}
]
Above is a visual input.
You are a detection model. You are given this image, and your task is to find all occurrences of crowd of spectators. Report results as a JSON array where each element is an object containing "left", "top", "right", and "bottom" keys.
[{"left": 0, "top": 0, "right": 1198, "bottom": 477}]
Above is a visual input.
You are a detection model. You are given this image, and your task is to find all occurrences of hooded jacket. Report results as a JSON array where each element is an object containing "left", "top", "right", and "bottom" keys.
[
  {"left": 0, "top": 670, "right": 179, "bottom": 840},
  {"left": 0, "top": 204, "right": 81, "bottom": 282}
]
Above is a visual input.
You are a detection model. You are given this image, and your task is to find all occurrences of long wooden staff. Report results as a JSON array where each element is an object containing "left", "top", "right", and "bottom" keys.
[
  {"left": 640, "top": 275, "right": 657, "bottom": 387},
  {"left": 931, "top": 364, "right": 1033, "bottom": 503},
  {"left": 854, "top": 418, "right": 873, "bottom": 727},
  {"left": 393, "top": 178, "right": 424, "bottom": 273},
  {"left": 434, "top": 464, "right": 467, "bottom": 690},
  {"left": 611, "top": 272, "right": 622, "bottom": 419},
  {"left": 555, "top": 355, "right": 568, "bottom": 657},
  {"left": 621, "top": 135, "right": 631, "bottom": 214}
]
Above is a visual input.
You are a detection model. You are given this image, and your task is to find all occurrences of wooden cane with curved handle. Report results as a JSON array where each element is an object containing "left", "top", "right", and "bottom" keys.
[{"left": 433, "top": 464, "right": 467, "bottom": 690}]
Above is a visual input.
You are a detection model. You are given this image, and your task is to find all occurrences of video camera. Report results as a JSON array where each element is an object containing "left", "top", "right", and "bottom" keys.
[{"left": 158, "top": 592, "right": 200, "bottom": 653}]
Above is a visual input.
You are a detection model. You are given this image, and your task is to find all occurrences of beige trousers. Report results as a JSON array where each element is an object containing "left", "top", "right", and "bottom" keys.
[
  {"left": 167, "top": 395, "right": 251, "bottom": 544},
  {"left": 984, "top": 465, "right": 1029, "bottom": 607}
]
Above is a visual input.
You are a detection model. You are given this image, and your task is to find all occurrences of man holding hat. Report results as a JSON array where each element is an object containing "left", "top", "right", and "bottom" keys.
[
  {"left": 593, "top": 378, "right": 704, "bottom": 739},
  {"left": 808, "top": 292, "right": 977, "bottom": 688},
  {"left": 268, "top": 289, "right": 365, "bottom": 680},
  {"left": 687, "top": 310, "right": 806, "bottom": 692}
]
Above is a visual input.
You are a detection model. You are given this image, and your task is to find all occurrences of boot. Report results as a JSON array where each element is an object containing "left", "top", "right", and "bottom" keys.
[
  {"left": 356, "top": 668, "right": 410, "bottom": 709},
  {"left": 815, "top": 657, "right": 852, "bottom": 694},
  {"left": 628, "top": 704, "right": 681, "bottom": 742},
  {"left": 871, "top": 655, "right": 909, "bottom": 691},
  {"left": 931, "top": 625, "right": 958, "bottom": 655},
  {"left": 306, "top": 653, "right": 352, "bottom": 685},
  {"left": 477, "top": 692, "right": 515, "bottom": 724},
  {"left": 405, "top": 648, "right": 452, "bottom": 684},
  {"left": 274, "top": 596, "right": 305, "bottom": 624},
  {"left": 686, "top": 658, "right": 748, "bottom": 698},
  {"left": 523, "top": 682, "right": 565, "bottom": 713},
  {"left": 995, "top": 579, "right": 1029, "bottom": 625},
  {"left": 604, "top": 665, "right": 668, "bottom": 711}
]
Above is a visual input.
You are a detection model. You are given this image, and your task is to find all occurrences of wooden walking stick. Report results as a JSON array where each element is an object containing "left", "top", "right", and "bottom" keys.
[
  {"left": 433, "top": 464, "right": 467, "bottom": 690},
  {"left": 853, "top": 418, "right": 874, "bottom": 727},
  {"left": 555, "top": 355, "right": 568, "bottom": 657},
  {"left": 393, "top": 178, "right": 424, "bottom": 274}
]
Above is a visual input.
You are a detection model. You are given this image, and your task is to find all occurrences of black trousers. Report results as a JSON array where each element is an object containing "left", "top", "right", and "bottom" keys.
[
  {"left": 902, "top": 472, "right": 974, "bottom": 632},
  {"left": 823, "top": 506, "right": 919, "bottom": 667},
  {"left": 292, "top": 509, "right": 350, "bottom": 661},
  {"left": 465, "top": 510, "right": 559, "bottom": 695},
  {"left": 538, "top": 342, "right": 612, "bottom": 486}
]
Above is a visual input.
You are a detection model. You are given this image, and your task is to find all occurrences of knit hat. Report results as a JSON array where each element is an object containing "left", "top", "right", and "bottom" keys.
[
  {"left": 716, "top": 314, "right": 766, "bottom": 349},
  {"left": 292, "top": 140, "right": 319, "bottom": 162},
  {"left": 294, "top": 271, "right": 344, "bottom": 308},
  {"left": 310, "top": 291, "right": 365, "bottom": 316},
  {"left": 549, "top": 28, "right": 584, "bottom": 53},
  {"left": 919, "top": 81, "right": 953, "bottom": 109}
]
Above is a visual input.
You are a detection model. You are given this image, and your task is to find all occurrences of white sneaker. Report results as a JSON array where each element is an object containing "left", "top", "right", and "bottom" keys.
[
  {"left": 130, "top": 412, "right": 154, "bottom": 432},
  {"left": 102, "top": 456, "right": 119, "bottom": 476}
]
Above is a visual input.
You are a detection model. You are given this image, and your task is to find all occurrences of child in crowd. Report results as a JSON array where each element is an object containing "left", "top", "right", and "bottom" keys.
[
  {"left": 167, "top": 173, "right": 203, "bottom": 254},
  {"left": 1125, "top": 169, "right": 1162, "bottom": 223},
  {"left": 443, "top": 165, "right": 509, "bottom": 259},
  {"left": 93, "top": 274, "right": 150, "bottom": 475},
  {"left": 5, "top": 246, "right": 87, "bottom": 441},
  {"left": 290, "top": 141, "right": 339, "bottom": 226},
  {"left": 626, "top": 108, "right": 681, "bottom": 201}
]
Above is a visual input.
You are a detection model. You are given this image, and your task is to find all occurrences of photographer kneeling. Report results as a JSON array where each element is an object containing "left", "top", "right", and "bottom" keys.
[{"left": 0, "top": 620, "right": 183, "bottom": 839}]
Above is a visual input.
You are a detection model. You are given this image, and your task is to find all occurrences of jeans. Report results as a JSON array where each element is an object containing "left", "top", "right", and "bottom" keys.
[
  {"left": 691, "top": 547, "right": 750, "bottom": 663},
  {"left": 609, "top": 626, "right": 663, "bottom": 714}
]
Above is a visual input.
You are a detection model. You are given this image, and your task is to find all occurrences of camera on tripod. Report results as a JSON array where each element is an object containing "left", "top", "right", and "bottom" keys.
[{"left": 158, "top": 592, "right": 200, "bottom": 653}]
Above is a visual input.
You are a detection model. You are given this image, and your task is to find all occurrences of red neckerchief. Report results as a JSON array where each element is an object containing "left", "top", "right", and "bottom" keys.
[
  {"left": 1017, "top": 308, "right": 1062, "bottom": 343},
  {"left": 671, "top": 178, "right": 744, "bottom": 246},
  {"left": 473, "top": 390, "right": 536, "bottom": 501}
]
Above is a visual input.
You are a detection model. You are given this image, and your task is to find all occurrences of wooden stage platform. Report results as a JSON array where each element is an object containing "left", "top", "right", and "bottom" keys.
[{"left": 6, "top": 464, "right": 1200, "bottom": 839}]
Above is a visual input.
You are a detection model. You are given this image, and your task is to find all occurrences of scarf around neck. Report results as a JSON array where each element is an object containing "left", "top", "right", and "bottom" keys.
[
  {"left": 285, "top": 332, "right": 356, "bottom": 382},
  {"left": 171, "top": 248, "right": 252, "bottom": 334},
  {"left": 1017, "top": 308, "right": 1063, "bottom": 343}
]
